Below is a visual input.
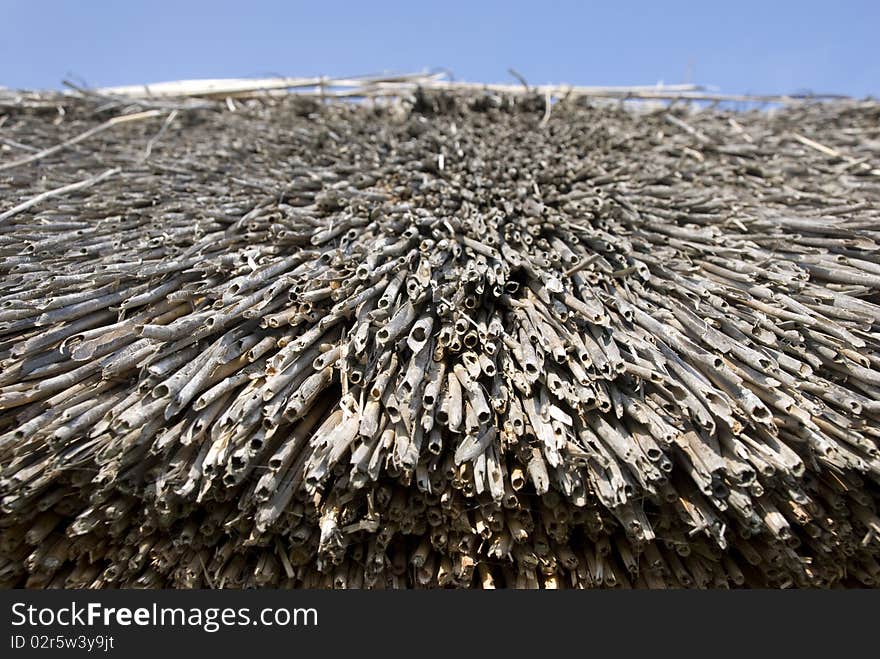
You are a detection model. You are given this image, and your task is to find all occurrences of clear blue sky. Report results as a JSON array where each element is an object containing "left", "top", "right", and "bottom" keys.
[{"left": 2, "top": 1, "right": 877, "bottom": 96}]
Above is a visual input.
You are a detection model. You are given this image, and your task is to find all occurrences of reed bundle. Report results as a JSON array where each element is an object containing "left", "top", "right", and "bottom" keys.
[{"left": 1, "top": 80, "right": 879, "bottom": 588}]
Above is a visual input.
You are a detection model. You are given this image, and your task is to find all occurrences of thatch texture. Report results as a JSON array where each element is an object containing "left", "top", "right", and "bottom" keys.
[{"left": 1, "top": 80, "right": 880, "bottom": 588}]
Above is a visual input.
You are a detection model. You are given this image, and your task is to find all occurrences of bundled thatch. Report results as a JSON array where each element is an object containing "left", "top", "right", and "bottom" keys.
[{"left": 1, "top": 75, "right": 880, "bottom": 588}]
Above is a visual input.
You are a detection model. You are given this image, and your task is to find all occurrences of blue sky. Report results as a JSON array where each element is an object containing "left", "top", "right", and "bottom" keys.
[{"left": 2, "top": 1, "right": 877, "bottom": 96}]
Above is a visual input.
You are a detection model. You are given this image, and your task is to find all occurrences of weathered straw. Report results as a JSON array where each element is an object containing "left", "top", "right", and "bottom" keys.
[{"left": 1, "top": 79, "right": 879, "bottom": 589}]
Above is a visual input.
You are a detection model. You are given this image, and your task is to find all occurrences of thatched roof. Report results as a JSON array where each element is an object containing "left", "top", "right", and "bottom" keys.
[{"left": 1, "top": 76, "right": 880, "bottom": 588}]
